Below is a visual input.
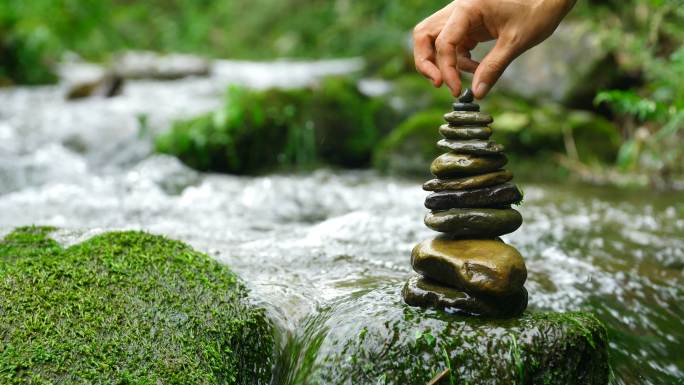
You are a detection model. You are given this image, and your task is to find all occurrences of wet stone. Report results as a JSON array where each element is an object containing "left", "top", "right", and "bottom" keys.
[
  {"left": 458, "top": 88, "right": 474, "bottom": 103},
  {"left": 437, "top": 139, "right": 504, "bottom": 155},
  {"left": 443, "top": 111, "right": 493, "bottom": 125},
  {"left": 411, "top": 238, "right": 527, "bottom": 297},
  {"left": 424, "top": 208, "right": 523, "bottom": 237},
  {"left": 423, "top": 170, "right": 513, "bottom": 192},
  {"left": 430, "top": 153, "right": 507, "bottom": 178},
  {"left": 452, "top": 102, "right": 480, "bottom": 112},
  {"left": 425, "top": 182, "right": 522, "bottom": 210},
  {"left": 402, "top": 275, "right": 528, "bottom": 318},
  {"left": 439, "top": 125, "right": 493, "bottom": 140}
]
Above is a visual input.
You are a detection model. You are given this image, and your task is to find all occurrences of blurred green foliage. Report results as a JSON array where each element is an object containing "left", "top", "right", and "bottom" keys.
[
  {"left": 155, "top": 78, "right": 398, "bottom": 173},
  {"left": 2, "top": 0, "right": 683, "bottom": 186},
  {"left": 580, "top": 0, "right": 684, "bottom": 186}
]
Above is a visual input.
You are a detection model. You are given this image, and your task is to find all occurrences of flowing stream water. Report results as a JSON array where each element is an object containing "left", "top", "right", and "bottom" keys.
[{"left": 1, "top": 60, "right": 682, "bottom": 385}]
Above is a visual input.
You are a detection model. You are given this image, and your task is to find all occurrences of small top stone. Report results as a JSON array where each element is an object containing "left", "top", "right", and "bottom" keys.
[{"left": 458, "top": 88, "right": 474, "bottom": 103}]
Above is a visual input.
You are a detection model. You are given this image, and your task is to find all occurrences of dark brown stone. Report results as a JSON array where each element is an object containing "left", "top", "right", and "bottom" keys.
[
  {"left": 402, "top": 275, "right": 528, "bottom": 318},
  {"left": 439, "top": 125, "right": 493, "bottom": 140},
  {"left": 430, "top": 153, "right": 507, "bottom": 178},
  {"left": 423, "top": 170, "right": 513, "bottom": 191},
  {"left": 437, "top": 139, "right": 504, "bottom": 155},
  {"left": 424, "top": 182, "right": 522, "bottom": 210},
  {"left": 424, "top": 208, "right": 523, "bottom": 236}
]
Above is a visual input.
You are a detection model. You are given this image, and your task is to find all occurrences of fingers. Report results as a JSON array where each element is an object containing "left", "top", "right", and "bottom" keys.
[
  {"left": 435, "top": 8, "right": 471, "bottom": 96},
  {"left": 472, "top": 38, "right": 519, "bottom": 99},
  {"left": 413, "top": 26, "right": 442, "bottom": 87}
]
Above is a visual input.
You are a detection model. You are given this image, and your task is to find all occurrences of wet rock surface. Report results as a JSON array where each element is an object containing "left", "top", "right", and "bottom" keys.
[
  {"left": 402, "top": 275, "right": 528, "bottom": 317},
  {"left": 283, "top": 285, "right": 609, "bottom": 385},
  {"left": 430, "top": 152, "right": 508, "bottom": 177},
  {"left": 423, "top": 170, "right": 513, "bottom": 191},
  {"left": 411, "top": 238, "right": 527, "bottom": 297},
  {"left": 439, "top": 124, "right": 493, "bottom": 139},
  {"left": 444, "top": 111, "right": 493, "bottom": 125},
  {"left": 437, "top": 138, "right": 504, "bottom": 155},
  {"left": 424, "top": 182, "right": 522, "bottom": 209},
  {"left": 424, "top": 208, "right": 523, "bottom": 237}
]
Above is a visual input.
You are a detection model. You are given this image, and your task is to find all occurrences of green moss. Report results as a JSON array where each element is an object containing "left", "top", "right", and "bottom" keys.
[
  {"left": 0, "top": 226, "right": 275, "bottom": 384},
  {"left": 156, "top": 78, "right": 399, "bottom": 174},
  {"left": 280, "top": 285, "right": 609, "bottom": 385},
  {"left": 372, "top": 110, "right": 444, "bottom": 176}
]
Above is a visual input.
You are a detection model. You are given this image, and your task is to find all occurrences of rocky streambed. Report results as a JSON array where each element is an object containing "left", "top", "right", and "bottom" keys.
[{"left": 1, "top": 60, "right": 683, "bottom": 384}]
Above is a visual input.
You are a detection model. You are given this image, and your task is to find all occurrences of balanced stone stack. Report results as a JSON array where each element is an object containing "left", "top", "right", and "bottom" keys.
[{"left": 402, "top": 89, "right": 528, "bottom": 318}]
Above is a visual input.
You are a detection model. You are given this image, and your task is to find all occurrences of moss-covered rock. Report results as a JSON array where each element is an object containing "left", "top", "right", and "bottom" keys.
[
  {"left": 280, "top": 285, "right": 609, "bottom": 385},
  {"left": 155, "top": 77, "right": 399, "bottom": 174},
  {"left": 0, "top": 227, "right": 275, "bottom": 384},
  {"left": 373, "top": 110, "right": 444, "bottom": 176}
]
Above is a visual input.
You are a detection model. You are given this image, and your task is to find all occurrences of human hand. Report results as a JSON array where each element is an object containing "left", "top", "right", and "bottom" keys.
[{"left": 413, "top": 0, "right": 576, "bottom": 99}]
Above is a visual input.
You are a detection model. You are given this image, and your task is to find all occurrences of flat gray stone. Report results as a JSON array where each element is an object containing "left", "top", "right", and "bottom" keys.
[
  {"left": 424, "top": 182, "right": 522, "bottom": 210},
  {"left": 437, "top": 139, "right": 504, "bottom": 155}
]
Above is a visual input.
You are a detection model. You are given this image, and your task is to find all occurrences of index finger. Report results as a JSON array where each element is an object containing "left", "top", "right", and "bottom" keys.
[
  {"left": 413, "top": 30, "right": 442, "bottom": 87},
  {"left": 435, "top": 9, "right": 471, "bottom": 96}
]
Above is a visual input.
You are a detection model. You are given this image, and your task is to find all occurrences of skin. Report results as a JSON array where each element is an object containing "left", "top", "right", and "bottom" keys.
[{"left": 413, "top": 0, "right": 577, "bottom": 99}]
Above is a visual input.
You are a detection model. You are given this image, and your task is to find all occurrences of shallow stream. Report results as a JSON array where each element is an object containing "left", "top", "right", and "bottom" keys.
[{"left": 1, "top": 60, "right": 682, "bottom": 385}]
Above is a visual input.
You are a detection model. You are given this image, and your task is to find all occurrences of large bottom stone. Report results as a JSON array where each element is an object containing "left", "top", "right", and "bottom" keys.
[
  {"left": 402, "top": 275, "right": 527, "bottom": 318},
  {"left": 411, "top": 237, "right": 527, "bottom": 297},
  {"left": 281, "top": 284, "right": 609, "bottom": 385},
  {"left": 425, "top": 208, "right": 523, "bottom": 236}
]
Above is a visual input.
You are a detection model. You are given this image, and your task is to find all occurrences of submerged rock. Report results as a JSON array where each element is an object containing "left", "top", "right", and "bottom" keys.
[
  {"left": 424, "top": 207, "right": 523, "bottom": 236},
  {"left": 424, "top": 182, "right": 522, "bottom": 210},
  {"left": 439, "top": 124, "right": 493, "bottom": 140},
  {"left": 282, "top": 284, "right": 609, "bottom": 385},
  {"left": 423, "top": 170, "right": 513, "bottom": 191},
  {"left": 411, "top": 237, "right": 527, "bottom": 297},
  {"left": 402, "top": 275, "right": 527, "bottom": 317},
  {"left": 430, "top": 153, "right": 508, "bottom": 177}
]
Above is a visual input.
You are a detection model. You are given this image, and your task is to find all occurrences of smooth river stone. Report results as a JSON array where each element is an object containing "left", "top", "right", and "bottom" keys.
[
  {"left": 402, "top": 275, "right": 528, "bottom": 318},
  {"left": 424, "top": 208, "right": 522, "bottom": 236},
  {"left": 430, "top": 153, "right": 507, "bottom": 178},
  {"left": 425, "top": 182, "right": 522, "bottom": 210},
  {"left": 411, "top": 238, "right": 527, "bottom": 297},
  {"left": 437, "top": 139, "right": 504, "bottom": 155},
  {"left": 443, "top": 111, "right": 493, "bottom": 125},
  {"left": 452, "top": 102, "right": 480, "bottom": 111},
  {"left": 439, "top": 124, "right": 492, "bottom": 140},
  {"left": 423, "top": 170, "right": 513, "bottom": 191}
]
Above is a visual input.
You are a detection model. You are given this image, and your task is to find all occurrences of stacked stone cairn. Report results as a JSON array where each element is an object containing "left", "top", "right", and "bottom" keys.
[{"left": 402, "top": 88, "right": 528, "bottom": 318}]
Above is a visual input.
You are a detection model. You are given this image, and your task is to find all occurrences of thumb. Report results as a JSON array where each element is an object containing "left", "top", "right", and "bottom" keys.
[{"left": 472, "top": 39, "right": 519, "bottom": 99}]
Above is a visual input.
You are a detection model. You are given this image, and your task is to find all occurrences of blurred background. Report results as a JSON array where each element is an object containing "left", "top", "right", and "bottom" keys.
[
  {"left": 1, "top": 2, "right": 683, "bottom": 384},
  {"left": 1, "top": 0, "right": 683, "bottom": 187}
]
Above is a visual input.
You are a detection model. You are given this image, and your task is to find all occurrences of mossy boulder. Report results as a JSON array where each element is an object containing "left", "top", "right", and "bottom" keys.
[
  {"left": 373, "top": 110, "right": 444, "bottom": 176},
  {"left": 281, "top": 285, "right": 609, "bottom": 385},
  {"left": 0, "top": 227, "right": 275, "bottom": 384},
  {"left": 155, "top": 77, "right": 399, "bottom": 174}
]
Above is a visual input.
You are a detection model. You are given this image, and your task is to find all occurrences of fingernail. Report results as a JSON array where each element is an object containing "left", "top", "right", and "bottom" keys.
[{"left": 475, "top": 83, "right": 489, "bottom": 98}]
